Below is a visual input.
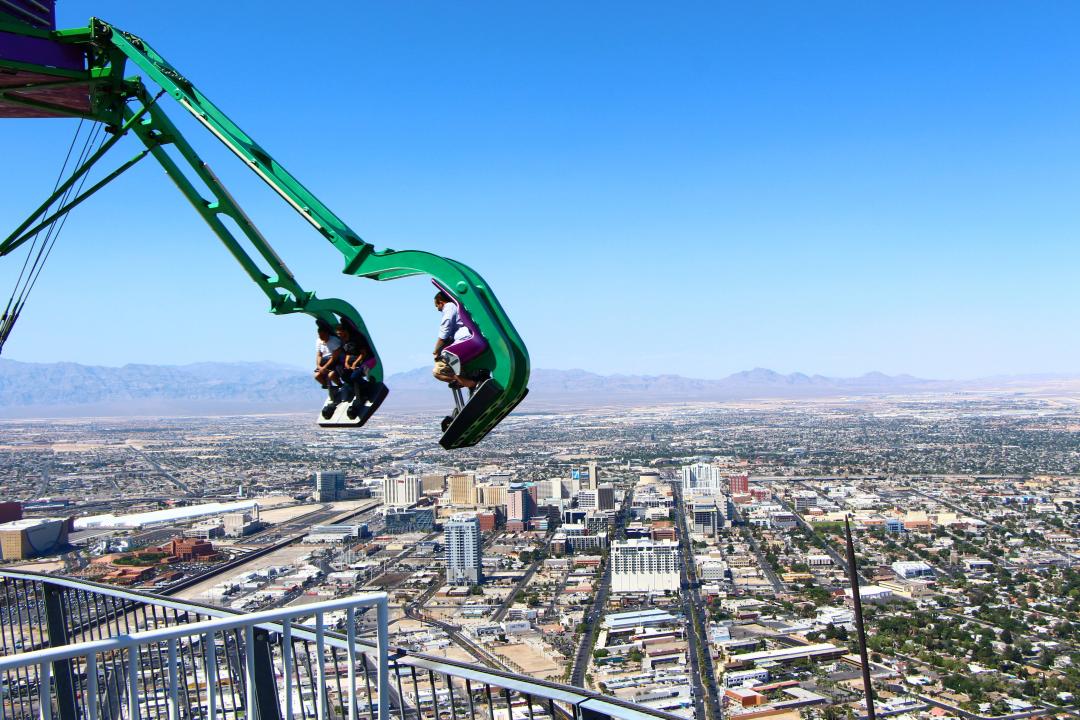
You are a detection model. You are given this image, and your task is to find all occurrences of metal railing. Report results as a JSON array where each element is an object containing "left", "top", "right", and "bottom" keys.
[{"left": 0, "top": 571, "right": 684, "bottom": 720}]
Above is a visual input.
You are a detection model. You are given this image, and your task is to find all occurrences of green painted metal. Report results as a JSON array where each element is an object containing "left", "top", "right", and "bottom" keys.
[{"left": 0, "top": 17, "right": 530, "bottom": 449}]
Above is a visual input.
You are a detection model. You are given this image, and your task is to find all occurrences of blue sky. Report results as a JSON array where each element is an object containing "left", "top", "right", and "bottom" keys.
[{"left": 2, "top": 1, "right": 1079, "bottom": 379}]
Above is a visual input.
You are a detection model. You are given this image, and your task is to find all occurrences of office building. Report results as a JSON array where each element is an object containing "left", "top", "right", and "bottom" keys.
[
  {"left": 384, "top": 507, "right": 435, "bottom": 534},
  {"left": 793, "top": 491, "right": 818, "bottom": 512},
  {"left": 729, "top": 475, "right": 749, "bottom": 494},
  {"left": 611, "top": 538, "right": 680, "bottom": 593},
  {"left": 584, "top": 511, "right": 610, "bottom": 535},
  {"left": 692, "top": 500, "right": 721, "bottom": 537},
  {"left": 384, "top": 475, "right": 421, "bottom": 508},
  {"left": 586, "top": 460, "right": 598, "bottom": 490},
  {"left": 314, "top": 471, "right": 346, "bottom": 502},
  {"left": 0, "top": 517, "right": 69, "bottom": 560},
  {"left": 445, "top": 513, "right": 483, "bottom": 585},
  {"left": 159, "top": 538, "right": 218, "bottom": 562},
  {"left": 449, "top": 473, "right": 477, "bottom": 507},
  {"left": 506, "top": 483, "right": 534, "bottom": 532},
  {"left": 577, "top": 490, "right": 599, "bottom": 511},
  {"left": 596, "top": 483, "right": 616, "bottom": 511},
  {"left": 476, "top": 510, "right": 497, "bottom": 532}
]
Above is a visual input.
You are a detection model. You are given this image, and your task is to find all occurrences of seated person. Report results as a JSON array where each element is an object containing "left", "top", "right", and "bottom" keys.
[
  {"left": 432, "top": 291, "right": 477, "bottom": 389},
  {"left": 336, "top": 322, "right": 375, "bottom": 401},
  {"left": 314, "top": 322, "right": 343, "bottom": 389}
]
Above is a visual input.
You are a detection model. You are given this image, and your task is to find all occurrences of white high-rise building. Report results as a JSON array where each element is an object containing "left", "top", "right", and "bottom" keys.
[
  {"left": 611, "top": 538, "right": 680, "bottom": 593},
  {"left": 384, "top": 475, "right": 421, "bottom": 508},
  {"left": 445, "top": 513, "right": 483, "bottom": 585},
  {"left": 680, "top": 463, "right": 725, "bottom": 496}
]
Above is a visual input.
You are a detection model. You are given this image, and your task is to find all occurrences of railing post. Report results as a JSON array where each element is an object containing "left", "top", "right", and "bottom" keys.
[
  {"left": 316, "top": 614, "right": 327, "bottom": 720},
  {"left": 282, "top": 622, "right": 293, "bottom": 720},
  {"left": 346, "top": 609, "right": 357, "bottom": 720},
  {"left": 204, "top": 633, "right": 218, "bottom": 720},
  {"left": 245, "top": 625, "right": 260, "bottom": 720},
  {"left": 252, "top": 628, "right": 283, "bottom": 720},
  {"left": 42, "top": 583, "right": 78, "bottom": 720},
  {"left": 377, "top": 599, "right": 388, "bottom": 720},
  {"left": 128, "top": 646, "right": 140, "bottom": 720}
]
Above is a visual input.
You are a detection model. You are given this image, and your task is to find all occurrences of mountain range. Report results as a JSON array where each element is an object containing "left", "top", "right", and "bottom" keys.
[{"left": 0, "top": 358, "right": 1069, "bottom": 418}]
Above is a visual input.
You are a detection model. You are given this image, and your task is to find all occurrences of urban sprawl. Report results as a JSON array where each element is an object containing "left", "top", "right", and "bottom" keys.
[{"left": 2, "top": 391, "right": 1080, "bottom": 720}]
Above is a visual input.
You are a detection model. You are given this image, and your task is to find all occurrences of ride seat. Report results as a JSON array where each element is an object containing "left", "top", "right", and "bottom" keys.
[{"left": 433, "top": 279, "right": 488, "bottom": 375}]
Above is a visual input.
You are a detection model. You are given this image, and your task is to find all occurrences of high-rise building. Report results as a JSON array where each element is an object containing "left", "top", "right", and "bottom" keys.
[
  {"left": 475, "top": 483, "right": 508, "bottom": 508},
  {"left": 445, "top": 513, "right": 483, "bottom": 585},
  {"left": 680, "top": 463, "right": 724, "bottom": 496},
  {"left": 611, "top": 539, "right": 680, "bottom": 593},
  {"left": 577, "top": 490, "right": 599, "bottom": 511},
  {"left": 421, "top": 473, "right": 446, "bottom": 495},
  {"left": 729, "top": 475, "right": 749, "bottom": 494},
  {"left": 586, "top": 460, "right": 598, "bottom": 490},
  {"left": 315, "top": 471, "right": 346, "bottom": 502},
  {"left": 449, "top": 473, "right": 477, "bottom": 507},
  {"left": 596, "top": 483, "right": 616, "bottom": 511},
  {"left": 384, "top": 475, "right": 422, "bottom": 508},
  {"left": 506, "top": 483, "right": 534, "bottom": 532},
  {"left": 692, "top": 500, "right": 721, "bottom": 537}
]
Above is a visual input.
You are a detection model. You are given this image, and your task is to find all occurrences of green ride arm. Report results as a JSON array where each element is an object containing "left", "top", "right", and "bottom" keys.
[
  {"left": 98, "top": 19, "right": 529, "bottom": 446},
  {"left": 123, "top": 84, "right": 384, "bottom": 383}
]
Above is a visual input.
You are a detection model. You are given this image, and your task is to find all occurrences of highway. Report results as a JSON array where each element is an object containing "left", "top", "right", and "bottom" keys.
[
  {"left": 568, "top": 486, "right": 633, "bottom": 688},
  {"left": 673, "top": 483, "right": 720, "bottom": 720}
]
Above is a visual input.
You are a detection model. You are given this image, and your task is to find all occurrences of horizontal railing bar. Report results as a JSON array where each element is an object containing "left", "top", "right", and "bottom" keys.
[{"left": 0, "top": 592, "right": 387, "bottom": 671}]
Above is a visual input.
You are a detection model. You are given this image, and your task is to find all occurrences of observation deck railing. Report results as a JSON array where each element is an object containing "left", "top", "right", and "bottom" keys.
[{"left": 0, "top": 571, "right": 683, "bottom": 720}]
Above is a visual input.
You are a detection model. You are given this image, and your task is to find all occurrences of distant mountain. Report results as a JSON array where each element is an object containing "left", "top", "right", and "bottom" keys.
[{"left": 0, "top": 358, "right": 957, "bottom": 418}]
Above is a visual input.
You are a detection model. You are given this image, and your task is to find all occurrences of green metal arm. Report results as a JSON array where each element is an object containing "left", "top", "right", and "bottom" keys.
[
  {"left": 119, "top": 84, "right": 385, "bottom": 380},
  {"left": 98, "top": 20, "right": 529, "bottom": 446},
  {"left": 1, "top": 17, "right": 529, "bottom": 447}
]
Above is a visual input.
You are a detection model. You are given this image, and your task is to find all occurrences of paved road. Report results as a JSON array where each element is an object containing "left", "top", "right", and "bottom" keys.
[
  {"left": 673, "top": 483, "right": 720, "bottom": 720},
  {"left": 492, "top": 557, "right": 545, "bottom": 622},
  {"left": 126, "top": 443, "right": 191, "bottom": 495},
  {"left": 770, "top": 493, "right": 869, "bottom": 584},
  {"left": 568, "top": 487, "right": 633, "bottom": 688},
  {"left": 735, "top": 513, "right": 787, "bottom": 593}
]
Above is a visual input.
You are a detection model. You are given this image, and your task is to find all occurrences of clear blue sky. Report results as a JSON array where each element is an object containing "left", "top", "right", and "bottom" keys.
[{"left": 3, "top": 1, "right": 1079, "bottom": 379}]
